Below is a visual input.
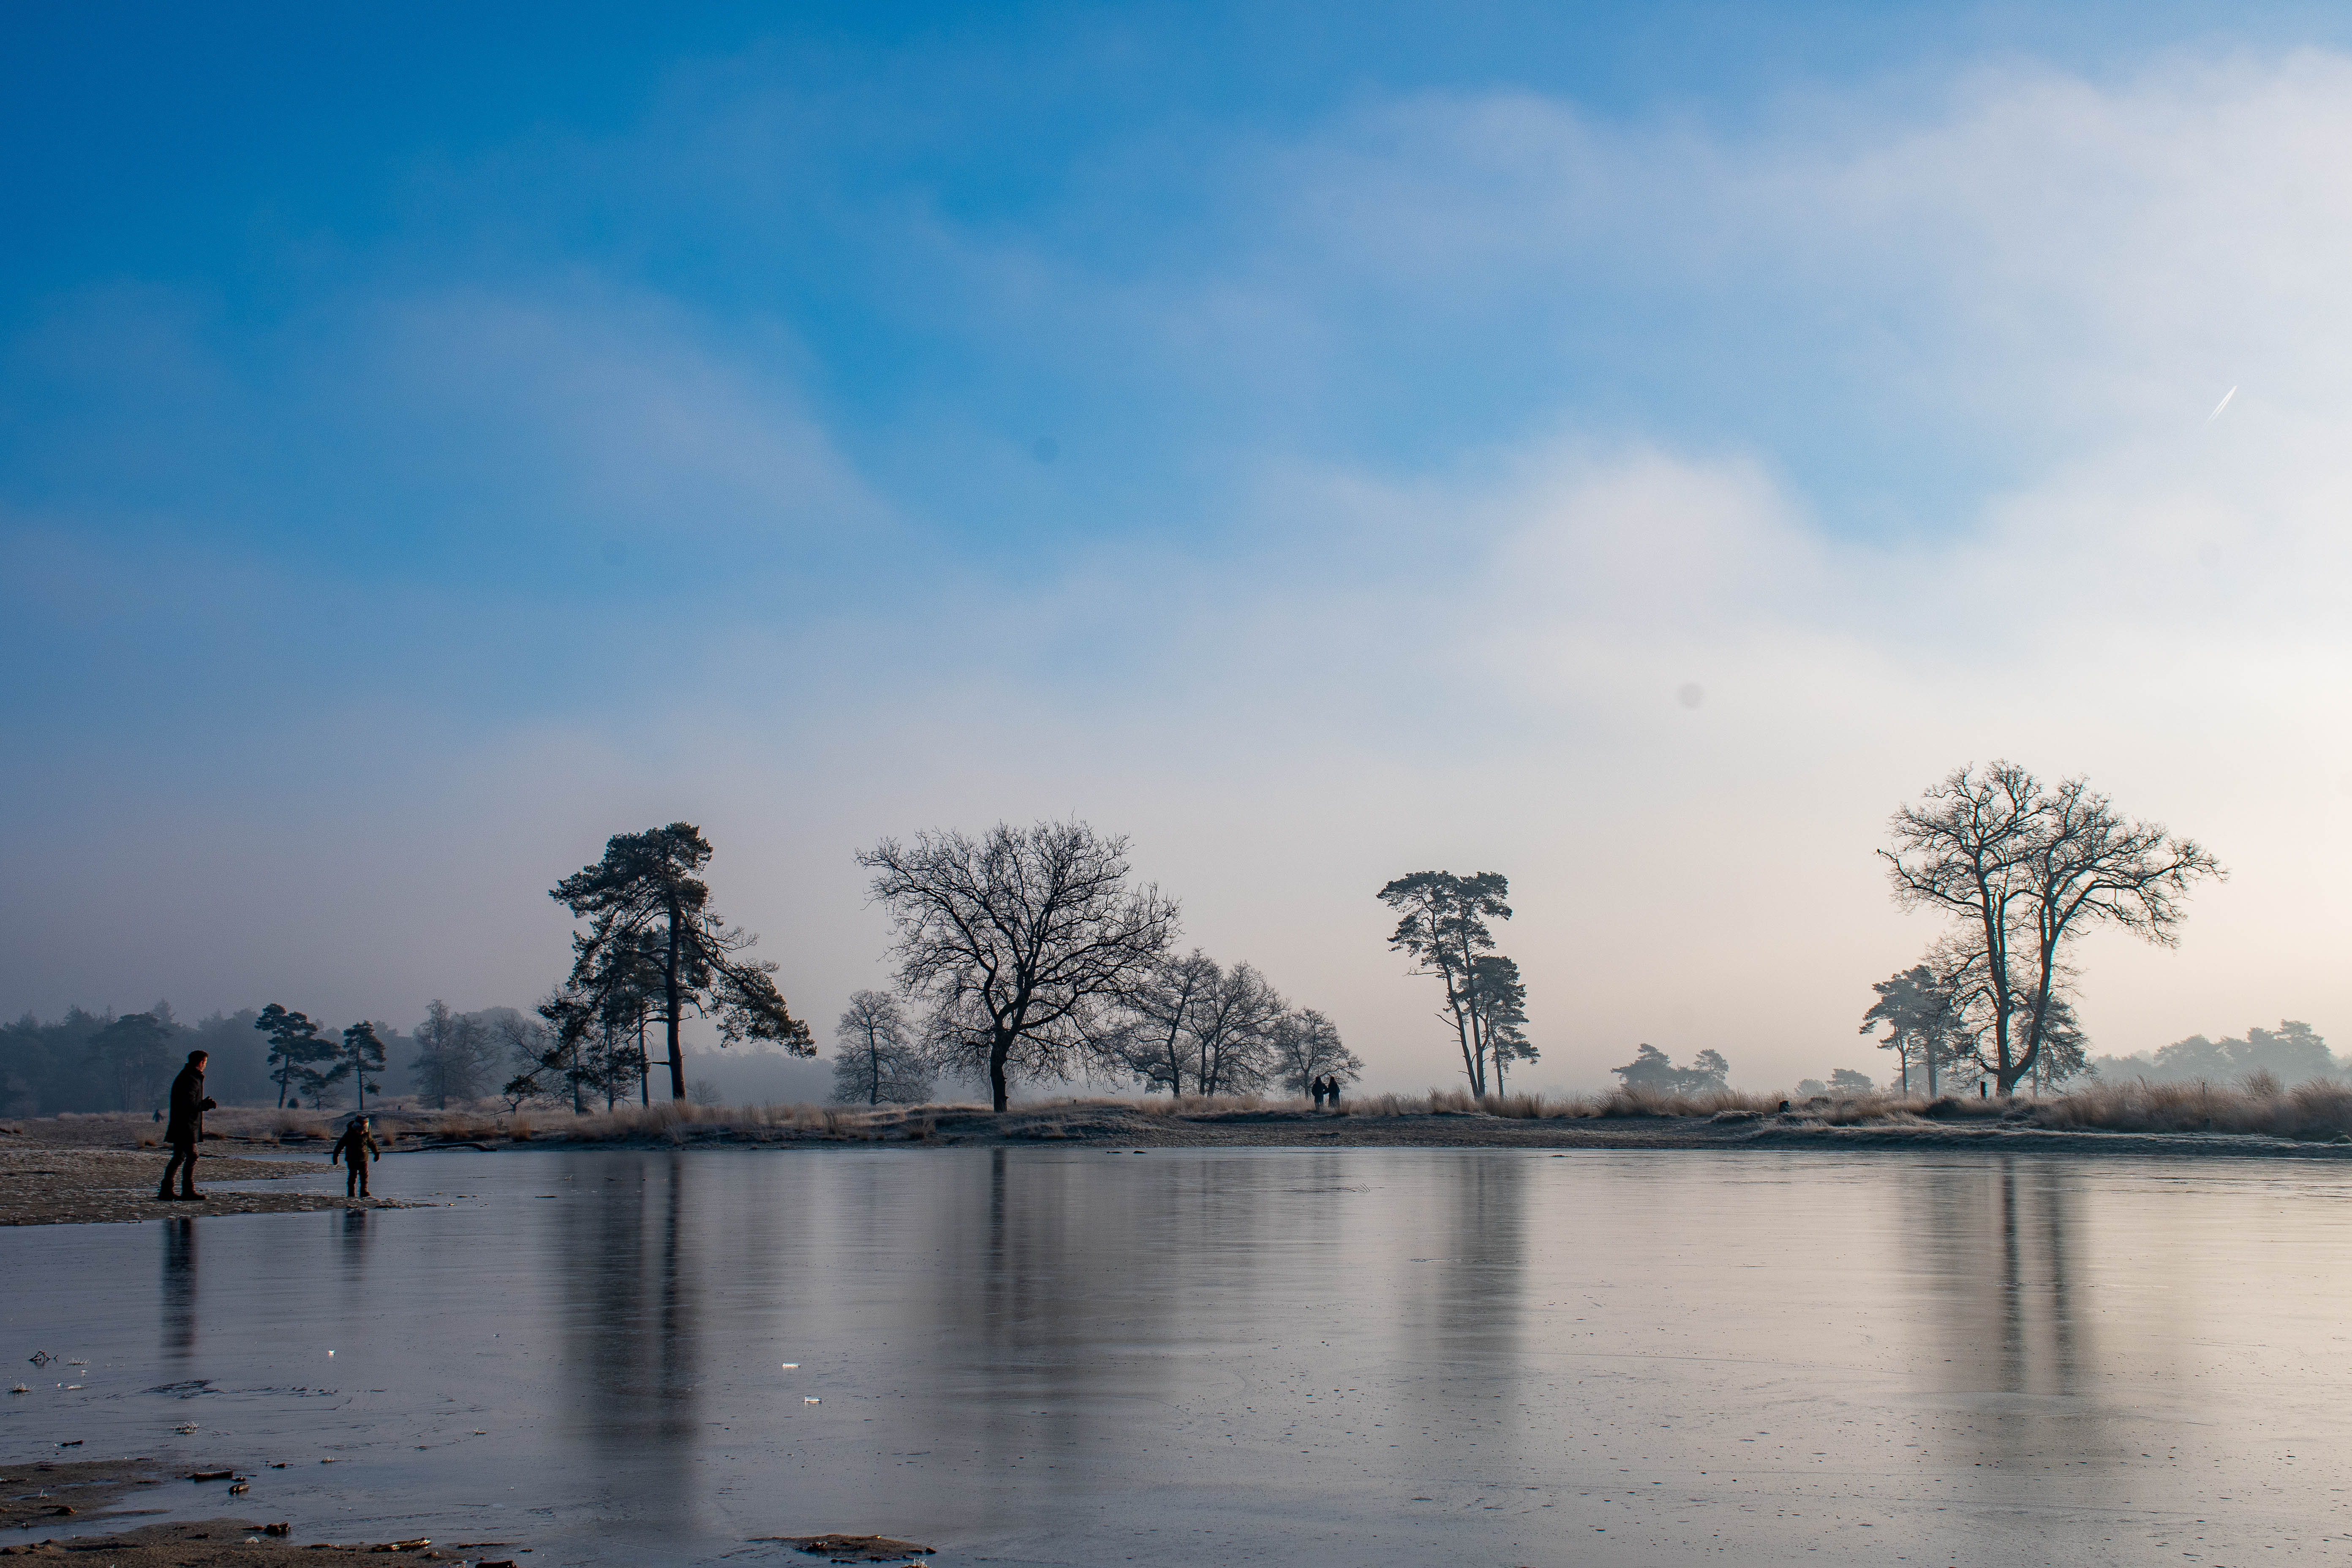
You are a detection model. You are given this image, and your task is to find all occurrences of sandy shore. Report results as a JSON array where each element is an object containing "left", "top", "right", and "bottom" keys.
[
  {"left": 1, "top": 1458, "right": 931, "bottom": 1568},
  {"left": 11, "top": 1103, "right": 2352, "bottom": 1173},
  {"left": 0, "top": 1149, "right": 423, "bottom": 1227},
  {"left": 927, "top": 1103, "right": 2352, "bottom": 1157},
  {"left": 0, "top": 1457, "right": 506, "bottom": 1568}
]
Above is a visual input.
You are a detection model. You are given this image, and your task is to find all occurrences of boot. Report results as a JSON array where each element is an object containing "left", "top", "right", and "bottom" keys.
[
  {"left": 180, "top": 1184, "right": 203, "bottom": 1200},
  {"left": 155, "top": 1184, "right": 178, "bottom": 1201}
]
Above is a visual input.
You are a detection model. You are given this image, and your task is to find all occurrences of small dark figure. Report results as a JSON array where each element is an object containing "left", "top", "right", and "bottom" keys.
[
  {"left": 1980, "top": 1081, "right": 1989, "bottom": 1099},
  {"left": 1776, "top": 1099, "right": 1791, "bottom": 1113},
  {"left": 1310, "top": 1077, "right": 1325, "bottom": 1110},
  {"left": 331, "top": 1116, "right": 381, "bottom": 1198},
  {"left": 158, "top": 1051, "right": 217, "bottom": 1201},
  {"left": 1323, "top": 1077, "right": 1341, "bottom": 1112}
]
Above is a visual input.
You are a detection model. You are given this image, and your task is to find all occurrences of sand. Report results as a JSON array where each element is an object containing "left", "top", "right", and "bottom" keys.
[
  {"left": 0, "top": 1150, "right": 424, "bottom": 1227},
  {"left": 1, "top": 1458, "right": 505, "bottom": 1568}
]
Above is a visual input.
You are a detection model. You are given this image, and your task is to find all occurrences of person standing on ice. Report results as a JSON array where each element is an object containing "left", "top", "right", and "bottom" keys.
[
  {"left": 331, "top": 1116, "right": 380, "bottom": 1198},
  {"left": 157, "top": 1050, "right": 216, "bottom": 1201}
]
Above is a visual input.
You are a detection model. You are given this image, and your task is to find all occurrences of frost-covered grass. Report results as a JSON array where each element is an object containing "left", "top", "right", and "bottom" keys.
[
  {"left": 1028, "top": 1077, "right": 2352, "bottom": 1139},
  {"left": 16, "top": 1075, "right": 2352, "bottom": 1145}
]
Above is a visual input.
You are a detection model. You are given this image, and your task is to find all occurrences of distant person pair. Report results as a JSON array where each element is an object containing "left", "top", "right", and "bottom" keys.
[{"left": 1310, "top": 1075, "right": 1344, "bottom": 1110}]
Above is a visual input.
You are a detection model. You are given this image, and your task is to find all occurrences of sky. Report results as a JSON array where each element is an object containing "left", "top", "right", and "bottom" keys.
[{"left": 7, "top": 1, "right": 2352, "bottom": 1093}]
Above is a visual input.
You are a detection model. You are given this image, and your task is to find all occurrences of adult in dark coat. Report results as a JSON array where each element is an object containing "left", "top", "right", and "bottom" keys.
[{"left": 158, "top": 1050, "right": 217, "bottom": 1200}]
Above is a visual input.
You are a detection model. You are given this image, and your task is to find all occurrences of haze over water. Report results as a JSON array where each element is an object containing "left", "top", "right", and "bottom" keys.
[{"left": 4, "top": 1148, "right": 2348, "bottom": 1565}]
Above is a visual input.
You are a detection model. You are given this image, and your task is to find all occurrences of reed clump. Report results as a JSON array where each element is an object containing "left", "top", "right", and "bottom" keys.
[{"left": 2033, "top": 1075, "right": 2352, "bottom": 1140}]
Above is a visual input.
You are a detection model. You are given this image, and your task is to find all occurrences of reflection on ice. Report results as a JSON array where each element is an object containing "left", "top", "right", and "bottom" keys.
[{"left": 8, "top": 1147, "right": 2352, "bottom": 1567}]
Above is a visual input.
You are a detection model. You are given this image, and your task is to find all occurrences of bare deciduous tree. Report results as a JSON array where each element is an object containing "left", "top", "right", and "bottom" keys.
[
  {"left": 1116, "top": 949, "right": 1221, "bottom": 1095},
  {"left": 1271, "top": 1007, "right": 1362, "bottom": 1098},
  {"left": 412, "top": 999, "right": 500, "bottom": 1108},
  {"left": 495, "top": 1009, "right": 560, "bottom": 1111},
  {"left": 1882, "top": 762, "right": 2223, "bottom": 1094},
  {"left": 831, "top": 989, "right": 933, "bottom": 1105},
  {"left": 858, "top": 819, "right": 1179, "bottom": 1112},
  {"left": 1185, "top": 961, "right": 1284, "bottom": 1098}
]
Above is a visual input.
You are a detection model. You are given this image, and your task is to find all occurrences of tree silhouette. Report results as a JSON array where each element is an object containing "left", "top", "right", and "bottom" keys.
[
  {"left": 551, "top": 822, "right": 811, "bottom": 1100},
  {"left": 91, "top": 1012, "right": 175, "bottom": 1110},
  {"left": 1270, "top": 1007, "right": 1362, "bottom": 1098},
  {"left": 1378, "top": 871, "right": 1514, "bottom": 1093},
  {"left": 1470, "top": 954, "right": 1536, "bottom": 1093},
  {"left": 320, "top": 1020, "right": 388, "bottom": 1112},
  {"left": 859, "top": 819, "right": 1177, "bottom": 1112},
  {"left": 829, "top": 991, "right": 931, "bottom": 1106},
  {"left": 1883, "top": 762, "right": 2223, "bottom": 1093},
  {"left": 256, "top": 1003, "right": 335, "bottom": 1109}
]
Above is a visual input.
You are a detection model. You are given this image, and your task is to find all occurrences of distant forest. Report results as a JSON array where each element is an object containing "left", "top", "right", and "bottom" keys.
[
  {"left": 2088, "top": 1022, "right": 2340, "bottom": 1088},
  {"left": 3, "top": 996, "right": 2336, "bottom": 1118},
  {"left": 0, "top": 1002, "right": 832, "bottom": 1118},
  {"left": 3, "top": 1004, "right": 315, "bottom": 1115}
]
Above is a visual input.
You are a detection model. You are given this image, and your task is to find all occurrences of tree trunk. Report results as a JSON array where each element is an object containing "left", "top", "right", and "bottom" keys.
[
  {"left": 1452, "top": 994, "right": 1481, "bottom": 1094},
  {"left": 1975, "top": 887, "right": 2017, "bottom": 1097},
  {"left": 664, "top": 890, "right": 687, "bottom": 1100},
  {"left": 989, "top": 1032, "right": 1012, "bottom": 1113}
]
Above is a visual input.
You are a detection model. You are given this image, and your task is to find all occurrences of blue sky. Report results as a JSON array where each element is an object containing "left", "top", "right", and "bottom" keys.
[{"left": 8, "top": 2, "right": 2352, "bottom": 1089}]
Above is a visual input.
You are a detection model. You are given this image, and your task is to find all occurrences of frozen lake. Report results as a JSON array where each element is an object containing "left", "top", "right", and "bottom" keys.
[{"left": 6, "top": 1145, "right": 2352, "bottom": 1565}]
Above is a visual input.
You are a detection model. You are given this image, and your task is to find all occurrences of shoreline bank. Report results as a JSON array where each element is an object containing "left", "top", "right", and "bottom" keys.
[
  {"left": 0, "top": 1149, "right": 424, "bottom": 1227},
  {"left": 9, "top": 1104, "right": 2352, "bottom": 1212}
]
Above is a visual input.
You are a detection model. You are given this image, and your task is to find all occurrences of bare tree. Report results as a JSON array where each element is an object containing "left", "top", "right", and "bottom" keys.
[
  {"left": 1116, "top": 949, "right": 1221, "bottom": 1095},
  {"left": 494, "top": 1009, "right": 561, "bottom": 1111},
  {"left": 831, "top": 990, "right": 933, "bottom": 1105},
  {"left": 1270, "top": 1007, "right": 1362, "bottom": 1098},
  {"left": 1883, "top": 762, "right": 2223, "bottom": 1094},
  {"left": 1187, "top": 961, "right": 1284, "bottom": 1097},
  {"left": 858, "top": 819, "right": 1179, "bottom": 1112},
  {"left": 2009, "top": 774, "right": 2219, "bottom": 1090},
  {"left": 412, "top": 999, "right": 500, "bottom": 1108}
]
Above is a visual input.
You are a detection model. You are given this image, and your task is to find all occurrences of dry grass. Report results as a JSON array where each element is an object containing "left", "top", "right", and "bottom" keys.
[
  {"left": 1033, "top": 1077, "right": 2352, "bottom": 1142},
  {"left": 2033, "top": 1075, "right": 2352, "bottom": 1139},
  {"left": 19, "top": 1075, "right": 2352, "bottom": 1149}
]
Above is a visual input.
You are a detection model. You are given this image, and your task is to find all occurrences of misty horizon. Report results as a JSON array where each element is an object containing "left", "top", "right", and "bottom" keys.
[{"left": 7, "top": 4, "right": 2349, "bottom": 1096}]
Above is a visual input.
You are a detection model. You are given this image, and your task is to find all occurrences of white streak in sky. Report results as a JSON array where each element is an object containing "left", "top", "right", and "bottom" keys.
[{"left": 2207, "top": 385, "right": 2238, "bottom": 422}]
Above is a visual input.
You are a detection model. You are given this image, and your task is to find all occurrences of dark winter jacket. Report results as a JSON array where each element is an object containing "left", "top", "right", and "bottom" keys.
[
  {"left": 164, "top": 1063, "right": 215, "bottom": 1144},
  {"left": 331, "top": 1123, "right": 380, "bottom": 1166}
]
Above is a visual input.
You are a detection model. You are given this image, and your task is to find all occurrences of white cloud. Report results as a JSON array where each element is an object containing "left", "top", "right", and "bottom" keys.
[{"left": 14, "top": 49, "right": 2352, "bottom": 1094}]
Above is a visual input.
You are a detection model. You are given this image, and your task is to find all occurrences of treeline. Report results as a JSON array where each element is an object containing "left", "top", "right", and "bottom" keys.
[
  {"left": 0, "top": 1003, "right": 419, "bottom": 1117},
  {"left": 484, "top": 821, "right": 1369, "bottom": 1114},
  {"left": 2091, "top": 1022, "right": 2340, "bottom": 1088},
  {"left": 0, "top": 999, "right": 562, "bottom": 1118}
]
